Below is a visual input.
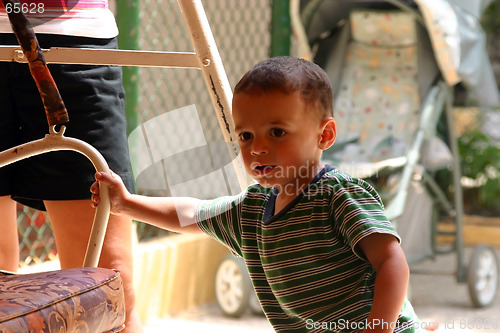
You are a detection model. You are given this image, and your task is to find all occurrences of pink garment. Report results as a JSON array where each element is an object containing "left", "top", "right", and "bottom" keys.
[{"left": 0, "top": 0, "right": 118, "bottom": 38}]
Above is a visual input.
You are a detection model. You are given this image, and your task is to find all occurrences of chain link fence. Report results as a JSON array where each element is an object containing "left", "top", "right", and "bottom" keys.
[
  {"left": 17, "top": 204, "right": 57, "bottom": 266},
  {"left": 16, "top": 0, "right": 273, "bottom": 265},
  {"left": 131, "top": 0, "right": 272, "bottom": 240}
]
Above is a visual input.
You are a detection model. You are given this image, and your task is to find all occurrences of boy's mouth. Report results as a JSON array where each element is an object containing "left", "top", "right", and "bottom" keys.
[{"left": 252, "top": 164, "right": 277, "bottom": 176}]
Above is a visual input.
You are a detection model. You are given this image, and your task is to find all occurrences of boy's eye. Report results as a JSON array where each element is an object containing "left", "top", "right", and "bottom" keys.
[
  {"left": 270, "top": 128, "right": 286, "bottom": 138},
  {"left": 239, "top": 132, "right": 253, "bottom": 141}
]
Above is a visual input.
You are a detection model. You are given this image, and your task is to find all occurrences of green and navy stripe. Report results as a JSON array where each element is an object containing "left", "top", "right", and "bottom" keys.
[{"left": 196, "top": 166, "right": 419, "bottom": 332}]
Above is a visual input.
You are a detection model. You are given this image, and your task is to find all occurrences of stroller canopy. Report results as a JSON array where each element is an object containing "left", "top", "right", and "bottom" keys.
[
  {"left": 303, "top": 0, "right": 500, "bottom": 107},
  {"left": 415, "top": 0, "right": 498, "bottom": 106}
]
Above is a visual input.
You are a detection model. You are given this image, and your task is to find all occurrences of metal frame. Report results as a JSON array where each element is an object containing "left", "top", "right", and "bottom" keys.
[
  {"left": 0, "top": 46, "right": 201, "bottom": 68},
  {"left": 0, "top": 0, "right": 246, "bottom": 267},
  {"left": 0, "top": 126, "right": 111, "bottom": 267}
]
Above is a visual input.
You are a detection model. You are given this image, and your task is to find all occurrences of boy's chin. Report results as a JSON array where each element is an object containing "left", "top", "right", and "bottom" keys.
[
  {"left": 254, "top": 177, "right": 282, "bottom": 189},
  {"left": 256, "top": 180, "right": 275, "bottom": 188}
]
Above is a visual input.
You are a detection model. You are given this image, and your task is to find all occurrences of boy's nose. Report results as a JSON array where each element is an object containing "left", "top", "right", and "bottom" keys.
[{"left": 250, "top": 139, "right": 268, "bottom": 156}]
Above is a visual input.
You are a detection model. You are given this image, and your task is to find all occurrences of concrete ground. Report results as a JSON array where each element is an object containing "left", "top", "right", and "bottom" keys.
[
  {"left": 144, "top": 246, "right": 500, "bottom": 332},
  {"left": 407, "top": 247, "right": 500, "bottom": 333}
]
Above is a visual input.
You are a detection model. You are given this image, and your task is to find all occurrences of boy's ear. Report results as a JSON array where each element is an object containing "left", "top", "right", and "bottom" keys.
[{"left": 319, "top": 117, "right": 336, "bottom": 150}]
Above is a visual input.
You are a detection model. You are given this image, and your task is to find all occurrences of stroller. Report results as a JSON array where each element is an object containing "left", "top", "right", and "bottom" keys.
[
  {"left": 300, "top": 0, "right": 499, "bottom": 308},
  {"left": 214, "top": 0, "right": 499, "bottom": 317}
]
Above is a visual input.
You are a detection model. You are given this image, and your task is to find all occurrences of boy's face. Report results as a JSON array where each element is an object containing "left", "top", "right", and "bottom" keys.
[{"left": 232, "top": 91, "right": 335, "bottom": 195}]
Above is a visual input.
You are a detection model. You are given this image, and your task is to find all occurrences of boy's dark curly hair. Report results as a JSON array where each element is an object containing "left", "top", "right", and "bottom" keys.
[{"left": 234, "top": 56, "right": 334, "bottom": 119}]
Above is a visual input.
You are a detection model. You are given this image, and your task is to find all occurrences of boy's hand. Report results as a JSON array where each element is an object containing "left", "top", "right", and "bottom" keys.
[
  {"left": 91, "top": 171, "right": 202, "bottom": 234},
  {"left": 90, "top": 171, "right": 130, "bottom": 215}
]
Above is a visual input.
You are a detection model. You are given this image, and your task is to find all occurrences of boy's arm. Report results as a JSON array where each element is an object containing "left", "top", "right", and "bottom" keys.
[
  {"left": 92, "top": 171, "right": 203, "bottom": 234},
  {"left": 358, "top": 233, "right": 409, "bottom": 333}
]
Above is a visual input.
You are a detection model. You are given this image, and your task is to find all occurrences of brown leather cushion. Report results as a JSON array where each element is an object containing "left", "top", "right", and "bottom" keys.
[{"left": 0, "top": 267, "right": 125, "bottom": 332}]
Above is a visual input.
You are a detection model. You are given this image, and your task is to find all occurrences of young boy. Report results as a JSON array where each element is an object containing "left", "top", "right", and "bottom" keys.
[{"left": 91, "top": 56, "right": 421, "bottom": 332}]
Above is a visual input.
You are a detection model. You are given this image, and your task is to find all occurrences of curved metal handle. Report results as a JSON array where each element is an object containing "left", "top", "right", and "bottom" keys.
[
  {"left": 2, "top": 0, "right": 69, "bottom": 126},
  {"left": 0, "top": 128, "right": 110, "bottom": 267}
]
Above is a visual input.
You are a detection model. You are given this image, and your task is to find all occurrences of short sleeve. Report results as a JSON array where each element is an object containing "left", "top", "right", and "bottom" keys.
[
  {"left": 195, "top": 191, "right": 246, "bottom": 257},
  {"left": 331, "top": 178, "right": 400, "bottom": 260}
]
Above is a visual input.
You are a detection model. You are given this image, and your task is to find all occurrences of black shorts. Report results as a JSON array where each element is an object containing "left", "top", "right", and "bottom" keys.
[{"left": 0, "top": 34, "right": 135, "bottom": 210}]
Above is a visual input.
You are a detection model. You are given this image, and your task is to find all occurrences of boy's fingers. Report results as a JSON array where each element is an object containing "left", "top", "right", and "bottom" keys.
[
  {"left": 95, "top": 171, "right": 106, "bottom": 181},
  {"left": 90, "top": 181, "right": 99, "bottom": 194},
  {"left": 95, "top": 171, "right": 116, "bottom": 185}
]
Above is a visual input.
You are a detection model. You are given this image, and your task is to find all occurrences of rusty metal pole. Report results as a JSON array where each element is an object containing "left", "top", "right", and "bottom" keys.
[{"left": 177, "top": 0, "right": 247, "bottom": 191}]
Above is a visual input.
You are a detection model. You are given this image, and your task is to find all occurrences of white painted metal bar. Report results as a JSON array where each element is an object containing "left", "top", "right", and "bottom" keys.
[
  {"left": 0, "top": 127, "right": 111, "bottom": 268},
  {"left": 0, "top": 0, "right": 247, "bottom": 191},
  {"left": 0, "top": 46, "right": 200, "bottom": 68},
  {"left": 178, "top": 0, "right": 247, "bottom": 191},
  {"left": 384, "top": 83, "right": 446, "bottom": 222},
  {"left": 0, "top": 0, "right": 245, "bottom": 267}
]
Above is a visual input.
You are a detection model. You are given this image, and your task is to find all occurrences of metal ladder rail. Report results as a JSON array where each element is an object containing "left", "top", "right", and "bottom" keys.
[
  {"left": 0, "top": 0, "right": 246, "bottom": 189},
  {"left": 0, "top": 0, "right": 246, "bottom": 267}
]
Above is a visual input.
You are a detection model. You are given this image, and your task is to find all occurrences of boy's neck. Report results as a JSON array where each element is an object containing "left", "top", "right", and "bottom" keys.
[
  {"left": 274, "top": 188, "right": 299, "bottom": 214},
  {"left": 274, "top": 163, "right": 324, "bottom": 213}
]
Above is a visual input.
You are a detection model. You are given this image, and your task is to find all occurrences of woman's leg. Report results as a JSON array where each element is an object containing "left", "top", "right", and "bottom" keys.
[
  {"left": 0, "top": 196, "right": 20, "bottom": 272},
  {"left": 45, "top": 199, "right": 143, "bottom": 333}
]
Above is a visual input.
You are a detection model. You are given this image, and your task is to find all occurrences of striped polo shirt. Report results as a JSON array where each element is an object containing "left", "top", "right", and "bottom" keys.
[
  {"left": 0, "top": 0, "right": 118, "bottom": 38},
  {"left": 196, "top": 166, "right": 420, "bottom": 332}
]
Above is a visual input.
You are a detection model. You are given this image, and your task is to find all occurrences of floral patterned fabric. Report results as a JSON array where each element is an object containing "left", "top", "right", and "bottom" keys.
[
  {"left": 330, "top": 10, "right": 420, "bottom": 164},
  {"left": 0, "top": 267, "right": 125, "bottom": 333}
]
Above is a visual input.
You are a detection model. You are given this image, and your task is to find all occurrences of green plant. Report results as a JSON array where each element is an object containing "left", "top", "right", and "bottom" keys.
[
  {"left": 481, "top": 0, "right": 500, "bottom": 34},
  {"left": 458, "top": 129, "right": 500, "bottom": 214}
]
